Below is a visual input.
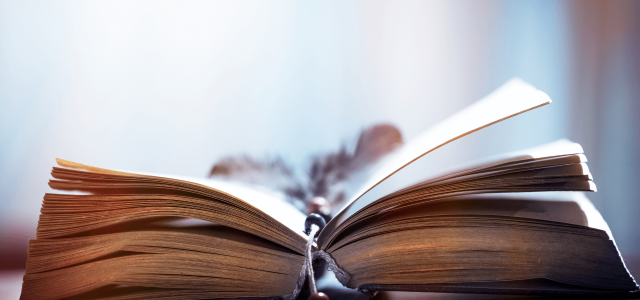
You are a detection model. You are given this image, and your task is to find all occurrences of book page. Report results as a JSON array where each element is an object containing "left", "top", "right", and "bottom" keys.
[
  {"left": 471, "top": 192, "right": 636, "bottom": 285},
  {"left": 485, "top": 192, "right": 612, "bottom": 239},
  {"left": 55, "top": 159, "right": 308, "bottom": 238},
  {"left": 172, "top": 176, "right": 308, "bottom": 237},
  {"left": 360, "top": 139, "right": 589, "bottom": 203},
  {"left": 321, "top": 79, "right": 552, "bottom": 242},
  {"left": 129, "top": 172, "right": 308, "bottom": 238}
]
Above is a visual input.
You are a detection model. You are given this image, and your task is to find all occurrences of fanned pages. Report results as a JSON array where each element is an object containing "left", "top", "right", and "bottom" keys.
[{"left": 322, "top": 78, "right": 553, "bottom": 241}]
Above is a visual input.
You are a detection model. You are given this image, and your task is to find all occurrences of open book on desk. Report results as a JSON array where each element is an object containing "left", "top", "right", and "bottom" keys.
[{"left": 20, "top": 79, "right": 638, "bottom": 299}]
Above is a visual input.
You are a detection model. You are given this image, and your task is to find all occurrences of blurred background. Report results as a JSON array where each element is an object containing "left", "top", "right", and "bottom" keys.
[{"left": 1, "top": 0, "right": 639, "bottom": 296}]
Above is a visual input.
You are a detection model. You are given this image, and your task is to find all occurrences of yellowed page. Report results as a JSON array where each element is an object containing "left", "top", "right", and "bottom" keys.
[
  {"left": 55, "top": 159, "right": 308, "bottom": 238},
  {"left": 158, "top": 175, "right": 308, "bottom": 238}
]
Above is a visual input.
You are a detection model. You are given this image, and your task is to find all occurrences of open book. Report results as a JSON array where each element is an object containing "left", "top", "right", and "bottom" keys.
[{"left": 20, "top": 79, "right": 638, "bottom": 299}]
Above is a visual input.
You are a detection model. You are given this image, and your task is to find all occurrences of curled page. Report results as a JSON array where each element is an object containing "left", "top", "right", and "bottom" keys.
[
  {"left": 164, "top": 176, "right": 308, "bottom": 238},
  {"left": 55, "top": 159, "right": 308, "bottom": 238},
  {"left": 320, "top": 78, "right": 552, "bottom": 242}
]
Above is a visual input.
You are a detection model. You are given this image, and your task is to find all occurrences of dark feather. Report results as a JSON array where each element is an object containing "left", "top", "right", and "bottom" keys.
[
  {"left": 307, "top": 124, "right": 403, "bottom": 209},
  {"left": 209, "top": 124, "right": 403, "bottom": 215},
  {"left": 209, "top": 155, "right": 308, "bottom": 204}
]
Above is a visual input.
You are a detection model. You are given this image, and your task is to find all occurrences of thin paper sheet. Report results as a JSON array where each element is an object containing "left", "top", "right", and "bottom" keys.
[{"left": 320, "top": 78, "right": 552, "bottom": 243}]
